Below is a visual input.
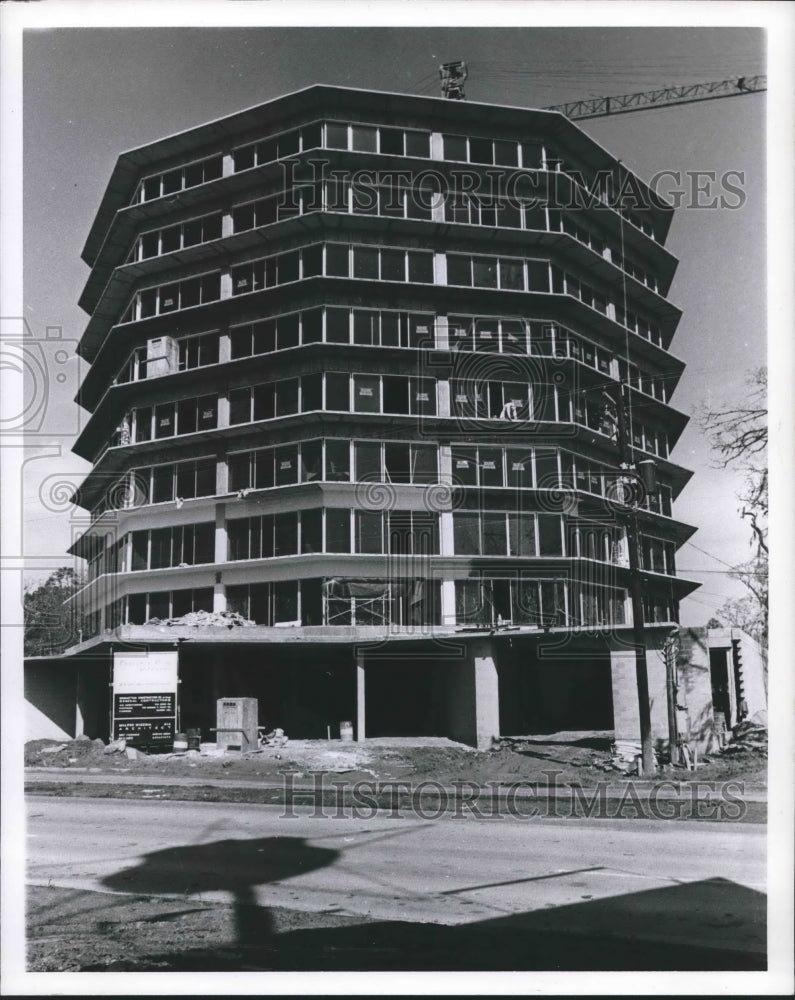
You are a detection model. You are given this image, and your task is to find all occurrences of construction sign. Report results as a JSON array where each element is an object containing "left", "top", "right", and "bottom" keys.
[{"left": 112, "top": 650, "right": 178, "bottom": 747}]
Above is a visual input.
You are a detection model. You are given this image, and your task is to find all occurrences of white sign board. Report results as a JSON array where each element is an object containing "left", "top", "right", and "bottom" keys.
[
  {"left": 112, "top": 650, "right": 179, "bottom": 747},
  {"left": 113, "top": 650, "right": 178, "bottom": 694}
]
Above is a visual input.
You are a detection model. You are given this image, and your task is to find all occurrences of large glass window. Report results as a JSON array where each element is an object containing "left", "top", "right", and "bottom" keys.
[
  {"left": 325, "top": 440, "right": 350, "bottom": 481},
  {"left": 537, "top": 514, "right": 563, "bottom": 556},
  {"left": 454, "top": 513, "right": 480, "bottom": 555},
  {"left": 326, "top": 509, "right": 351, "bottom": 552}
]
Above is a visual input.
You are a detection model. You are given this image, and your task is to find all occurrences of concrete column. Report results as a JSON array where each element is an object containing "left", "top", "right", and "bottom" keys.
[
  {"left": 441, "top": 579, "right": 457, "bottom": 627},
  {"left": 439, "top": 438, "right": 455, "bottom": 628},
  {"left": 438, "top": 442, "right": 452, "bottom": 482},
  {"left": 435, "top": 314, "right": 449, "bottom": 350},
  {"left": 439, "top": 510, "right": 455, "bottom": 557},
  {"left": 472, "top": 639, "right": 500, "bottom": 750},
  {"left": 437, "top": 380, "right": 451, "bottom": 419},
  {"left": 222, "top": 211, "right": 234, "bottom": 239},
  {"left": 218, "top": 330, "right": 232, "bottom": 364},
  {"left": 216, "top": 453, "right": 229, "bottom": 496},
  {"left": 356, "top": 653, "right": 366, "bottom": 741},
  {"left": 610, "top": 649, "right": 641, "bottom": 742},
  {"left": 433, "top": 252, "right": 447, "bottom": 285},
  {"left": 213, "top": 500, "right": 227, "bottom": 613},
  {"left": 217, "top": 393, "right": 230, "bottom": 429},
  {"left": 445, "top": 638, "right": 500, "bottom": 750},
  {"left": 220, "top": 268, "right": 233, "bottom": 300},
  {"left": 430, "top": 132, "right": 444, "bottom": 159},
  {"left": 214, "top": 502, "right": 227, "bottom": 564},
  {"left": 222, "top": 152, "right": 235, "bottom": 177},
  {"left": 75, "top": 668, "right": 85, "bottom": 738}
]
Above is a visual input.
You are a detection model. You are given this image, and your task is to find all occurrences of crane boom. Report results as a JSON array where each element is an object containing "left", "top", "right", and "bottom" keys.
[{"left": 543, "top": 75, "right": 766, "bottom": 120}]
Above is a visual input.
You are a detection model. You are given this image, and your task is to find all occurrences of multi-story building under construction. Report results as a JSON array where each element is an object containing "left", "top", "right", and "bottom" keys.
[{"left": 60, "top": 84, "right": 709, "bottom": 748}]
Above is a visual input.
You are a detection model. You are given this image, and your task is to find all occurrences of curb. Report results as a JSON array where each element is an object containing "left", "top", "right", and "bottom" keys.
[{"left": 25, "top": 768, "right": 767, "bottom": 822}]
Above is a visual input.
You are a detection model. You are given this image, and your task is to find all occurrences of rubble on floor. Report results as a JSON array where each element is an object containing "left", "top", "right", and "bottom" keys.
[
  {"left": 721, "top": 720, "right": 768, "bottom": 757},
  {"left": 610, "top": 740, "right": 661, "bottom": 774},
  {"left": 24, "top": 731, "right": 767, "bottom": 786},
  {"left": 260, "top": 728, "right": 288, "bottom": 748},
  {"left": 144, "top": 610, "right": 256, "bottom": 628}
]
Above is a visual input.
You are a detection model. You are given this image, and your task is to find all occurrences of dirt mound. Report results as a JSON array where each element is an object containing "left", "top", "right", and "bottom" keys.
[{"left": 25, "top": 738, "right": 107, "bottom": 767}]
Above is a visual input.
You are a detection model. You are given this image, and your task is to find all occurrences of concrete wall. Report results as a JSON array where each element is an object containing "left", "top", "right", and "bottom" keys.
[
  {"left": 610, "top": 640, "right": 669, "bottom": 747},
  {"left": 25, "top": 661, "right": 77, "bottom": 741},
  {"left": 676, "top": 628, "right": 716, "bottom": 752},
  {"left": 733, "top": 630, "right": 767, "bottom": 718}
]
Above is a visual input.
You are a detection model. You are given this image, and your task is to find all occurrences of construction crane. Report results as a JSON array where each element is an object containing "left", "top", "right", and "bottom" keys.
[
  {"left": 543, "top": 75, "right": 766, "bottom": 120},
  {"left": 437, "top": 62, "right": 766, "bottom": 119}
]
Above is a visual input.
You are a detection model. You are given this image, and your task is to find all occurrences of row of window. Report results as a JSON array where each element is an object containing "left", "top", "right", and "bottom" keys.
[
  {"left": 232, "top": 121, "right": 434, "bottom": 172},
  {"left": 547, "top": 152, "right": 658, "bottom": 240},
  {"left": 448, "top": 444, "right": 675, "bottom": 511},
  {"left": 550, "top": 210, "right": 657, "bottom": 292},
  {"left": 130, "top": 523, "right": 215, "bottom": 571},
  {"left": 108, "top": 371, "right": 668, "bottom": 460},
  {"left": 118, "top": 243, "right": 664, "bottom": 354},
  {"left": 121, "top": 271, "right": 221, "bottom": 323},
  {"left": 91, "top": 458, "right": 217, "bottom": 520},
  {"left": 90, "top": 572, "right": 677, "bottom": 637},
  {"left": 129, "top": 121, "right": 657, "bottom": 243},
  {"left": 113, "top": 395, "right": 218, "bottom": 446},
  {"left": 227, "top": 509, "right": 439, "bottom": 560},
  {"left": 93, "top": 576, "right": 628, "bottom": 632},
  {"left": 89, "top": 507, "right": 674, "bottom": 577},
  {"left": 134, "top": 155, "right": 224, "bottom": 204},
  {"left": 116, "top": 332, "right": 220, "bottom": 384},
  {"left": 128, "top": 211, "right": 224, "bottom": 263},
  {"left": 92, "top": 438, "right": 676, "bottom": 525},
  {"left": 550, "top": 265, "right": 664, "bottom": 346},
  {"left": 128, "top": 178, "right": 659, "bottom": 299},
  {"left": 232, "top": 307, "right": 433, "bottom": 355},
  {"left": 228, "top": 438, "right": 438, "bottom": 491},
  {"left": 228, "top": 372, "right": 437, "bottom": 424},
  {"left": 230, "top": 243, "right": 434, "bottom": 295},
  {"left": 233, "top": 120, "right": 546, "bottom": 170},
  {"left": 112, "top": 310, "right": 669, "bottom": 407},
  {"left": 87, "top": 536, "right": 125, "bottom": 582}
]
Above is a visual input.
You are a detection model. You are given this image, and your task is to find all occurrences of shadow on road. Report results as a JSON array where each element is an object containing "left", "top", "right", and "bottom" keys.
[
  {"left": 93, "top": 835, "right": 766, "bottom": 972},
  {"left": 102, "top": 835, "right": 338, "bottom": 957}
]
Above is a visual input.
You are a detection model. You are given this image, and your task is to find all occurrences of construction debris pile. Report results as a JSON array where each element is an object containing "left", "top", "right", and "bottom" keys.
[
  {"left": 721, "top": 718, "right": 768, "bottom": 758},
  {"left": 260, "top": 727, "right": 288, "bottom": 748},
  {"left": 144, "top": 609, "right": 256, "bottom": 628},
  {"left": 610, "top": 740, "right": 660, "bottom": 774}
]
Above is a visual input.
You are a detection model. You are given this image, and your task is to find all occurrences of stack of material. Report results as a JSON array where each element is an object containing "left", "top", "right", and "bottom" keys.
[
  {"left": 722, "top": 719, "right": 768, "bottom": 757},
  {"left": 145, "top": 610, "right": 256, "bottom": 628},
  {"left": 260, "top": 727, "right": 288, "bottom": 748},
  {"left": 611, "top": 740, "right": 643, "bottom": 771},
  {"left": 610, "top": 740, "right": 659, "bottom": 774}
]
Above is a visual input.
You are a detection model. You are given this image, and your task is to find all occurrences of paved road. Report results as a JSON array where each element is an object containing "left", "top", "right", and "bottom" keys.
[{"left": 27, "top": 795, "right": 765, "bottom": 964}]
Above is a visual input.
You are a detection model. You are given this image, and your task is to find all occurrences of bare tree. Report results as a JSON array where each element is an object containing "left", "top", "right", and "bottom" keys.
[{"left": 699, "top": 367, "right": 767, "bottom": 645}]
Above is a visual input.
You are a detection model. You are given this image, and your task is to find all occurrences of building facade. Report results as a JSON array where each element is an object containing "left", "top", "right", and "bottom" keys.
[{"left": 64, "top": 85, "right": 700, "bottom": 747}]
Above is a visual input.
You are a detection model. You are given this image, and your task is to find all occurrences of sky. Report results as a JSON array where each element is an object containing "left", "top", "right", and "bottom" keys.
[{"left": 13, "top": 17, "right": 772, "bottom": 626}]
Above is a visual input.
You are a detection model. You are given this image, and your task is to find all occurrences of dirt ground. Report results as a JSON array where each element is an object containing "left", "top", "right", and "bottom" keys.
[
  {"left": 26, "top": 880, "right": 764, "bottom": 972},
  {"left": 26, "top": 884, "right": 375, "bottom": 972},
  {"left": 24, "top": 731, "right": 767, "bottom": 788}
]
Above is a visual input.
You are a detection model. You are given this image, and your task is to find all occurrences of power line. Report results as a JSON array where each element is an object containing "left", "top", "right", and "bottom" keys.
[{"left": 682, "top": 538, "right": 736, "bottom": 569}]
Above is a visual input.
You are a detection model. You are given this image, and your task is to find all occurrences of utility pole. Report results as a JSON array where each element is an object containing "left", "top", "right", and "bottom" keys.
[
  {"left": 613, "top": 380, "right": 657, "bottom": 775},
  {"left": 664, "top": 631, "right": 681, "bottom": 765}
]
